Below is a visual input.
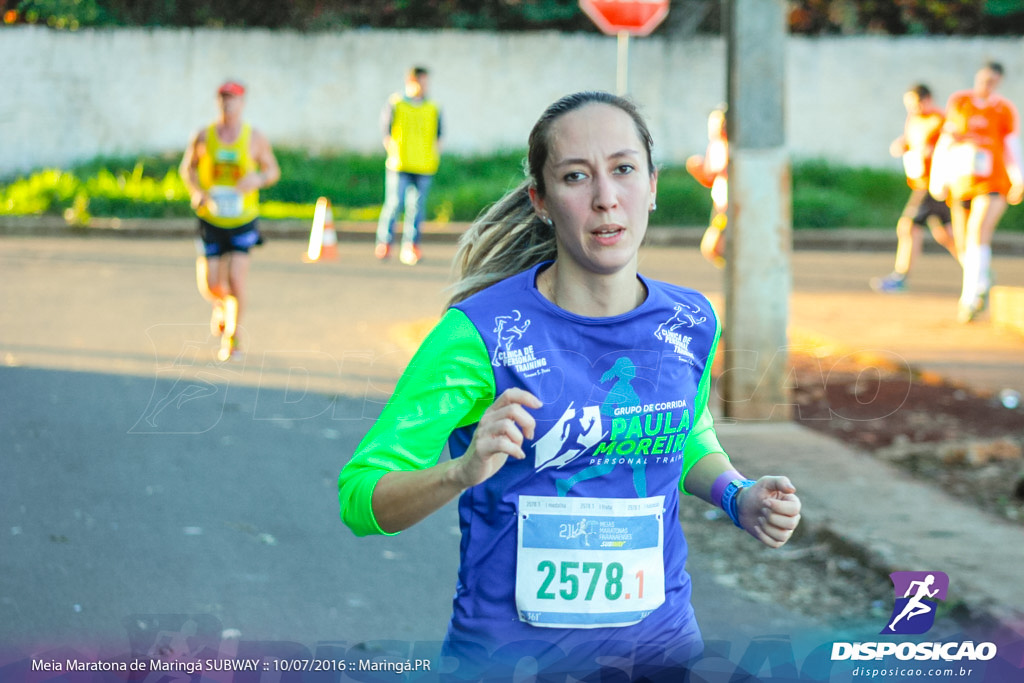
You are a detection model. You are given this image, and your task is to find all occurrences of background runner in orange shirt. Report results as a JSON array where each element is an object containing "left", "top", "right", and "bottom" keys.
[
  {"left": 686, "top": 108, "right": 729, "bottom": 268},
  {"left": 871, "top": 84, "right": 957, "bottom": 294},
  {"left": 930, "top": 62, "right": 1023, "bottom": 323}
]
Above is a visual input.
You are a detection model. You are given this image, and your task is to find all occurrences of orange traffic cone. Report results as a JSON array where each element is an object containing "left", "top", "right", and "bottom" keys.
[{"left": 305, "top": 196, "right": 339, "bottom": 262}]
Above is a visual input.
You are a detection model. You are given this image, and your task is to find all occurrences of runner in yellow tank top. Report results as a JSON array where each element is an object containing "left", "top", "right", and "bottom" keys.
[
  {"left": 180, "top": 80, "right": 280, "bottom": 361},
  {"left": 196, "top": 121, "right": 261, "bottom": 228}
]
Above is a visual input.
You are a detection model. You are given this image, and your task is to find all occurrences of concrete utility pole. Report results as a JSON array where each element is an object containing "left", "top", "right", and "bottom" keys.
[{"left": 722, "top": 0, "right": 792, "bottom": 420}]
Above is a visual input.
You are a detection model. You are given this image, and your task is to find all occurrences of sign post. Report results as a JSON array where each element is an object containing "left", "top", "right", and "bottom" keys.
[
  {"left": 579, "top": 0, "right": 669, "bottom": 94},
  {"left": 722, "top": 0, "right": 792, "bottom": 420}
]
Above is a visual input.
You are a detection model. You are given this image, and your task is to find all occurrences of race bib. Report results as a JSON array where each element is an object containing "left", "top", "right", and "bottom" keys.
[
  {"left": 515, "top": 495, "right": 665, "bottom": 629},
  {"left": 711, "top": 176, "right": 728, "bottom": 210},
  {"left": 902, "top": 151, "right": 926, "bottom": 180},
  {"left": 949, "top": 143, "right": 993, "bottom": 179},
  {"left": 209, "top": 186, "right": 244, "bottom": 218}
]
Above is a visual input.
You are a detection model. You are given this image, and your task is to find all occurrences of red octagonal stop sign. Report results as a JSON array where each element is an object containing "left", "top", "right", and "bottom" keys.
[{"left": 580, "top": 0, "right": 669, "bottom": 36}]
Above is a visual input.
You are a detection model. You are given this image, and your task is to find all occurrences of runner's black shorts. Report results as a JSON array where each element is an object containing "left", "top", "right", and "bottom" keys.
[
  {"left": 901, "top": 189, "right": 950, "bottom": 227},
  {"left": 956, "top": 191, "right": 1003, "bottom": 210},
  {"left": 197, "top": 218, "right": 263, "bottom": 257}
]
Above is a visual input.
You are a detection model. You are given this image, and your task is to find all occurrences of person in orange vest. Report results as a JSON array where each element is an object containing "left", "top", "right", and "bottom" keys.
[
  {"left": 374, "top": 66, "right": 443, "bottom": 266},
  {"left": 180, "top": 80, "right": 280, "bottom": 361}
]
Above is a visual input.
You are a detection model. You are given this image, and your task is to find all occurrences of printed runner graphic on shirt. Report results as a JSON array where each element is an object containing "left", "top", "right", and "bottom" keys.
[
  {"left": 528, "top": 355, "right": 691, "bottom": 498},
  {"left": 534, "top": 403, "right": 604, "bottom": 472},
  {"left": 654, "top": 302, "right": 705, "bottom": 360},
  {"left": 600, "top": 357, "right": 641, "bottom": 416},
  {"left": 491, "top": 310, "right": 548, "bottom": 375}
]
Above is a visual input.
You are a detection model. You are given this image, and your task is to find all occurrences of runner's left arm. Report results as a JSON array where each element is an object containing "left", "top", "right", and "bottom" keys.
[
  {"left": 676, "top": 300, "right": 802, "bottom": 547},
  {"left": 1004, "top": 104, "right": 1023, "bottom": 204},
  {"left": 677, "top": 300, "right": 727, "bottom": 494}
]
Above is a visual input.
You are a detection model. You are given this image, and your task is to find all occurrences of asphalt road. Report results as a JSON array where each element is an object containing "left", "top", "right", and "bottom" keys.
[{"left": 2, "top": 235, "right": 1020, "bottom": 676}]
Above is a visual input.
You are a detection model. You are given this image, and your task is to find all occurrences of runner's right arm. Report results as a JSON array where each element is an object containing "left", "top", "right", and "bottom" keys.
[
  {"left": 338, "top": 308, "right": 498, "bottom": 536},
  {"left": 370, "top": 386, "right": 541, "bottom": 533},
  {"left": 180, "top": 128, "right": 208, "bottom": 210}
]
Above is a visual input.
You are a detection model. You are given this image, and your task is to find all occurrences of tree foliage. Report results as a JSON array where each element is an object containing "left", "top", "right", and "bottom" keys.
[
  {"left": 6, "top": 0, "right": 598, "bottom": 31},
  {"left": 4, "top": 0, "right": 1024, "bottom": 35},
  {"left": 789, "top": 0, "right": 1024, "bottom": 35}
]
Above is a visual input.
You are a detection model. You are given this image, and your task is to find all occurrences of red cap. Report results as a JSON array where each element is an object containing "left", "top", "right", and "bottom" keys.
[{"left": 218, "top": 81, "right": 246, "bottom": 97}]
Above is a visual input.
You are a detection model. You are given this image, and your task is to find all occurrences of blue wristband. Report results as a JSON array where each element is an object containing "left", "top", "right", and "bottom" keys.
[{"left": 721, "top": 479, "right": 757, "bottom": 528}]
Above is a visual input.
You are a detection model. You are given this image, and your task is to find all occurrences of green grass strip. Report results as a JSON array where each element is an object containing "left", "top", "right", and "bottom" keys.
[{"left": 2, "top": 150, "right": 1022, "bottom": 231}]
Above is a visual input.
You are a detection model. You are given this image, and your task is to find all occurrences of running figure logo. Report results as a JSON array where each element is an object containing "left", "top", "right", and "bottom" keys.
[
  {"left": 600, "top": 357, "right": 641, "bottom": 416},
  {"left": 492, "top": 310, "right": 531, "bottom": 367},
  {"left": 560, "top": 518, "right": 598, "bottom": 547},
  {"left": 654, "top": 303, "right": 705, "bottom": 358},
  {"left": 534, "top": 403, "right": 604, "bottom": 472},
  {"left": 881, "top": 571, "right": 949, "bottom": 635},
  {"left": 541, "top": 356, "right": 649, "bottom": 497}
]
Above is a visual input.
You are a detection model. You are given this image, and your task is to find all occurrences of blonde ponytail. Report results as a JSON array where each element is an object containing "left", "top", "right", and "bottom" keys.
[{"left": 446, "top": 180, "right": 556, "bottom": 306}]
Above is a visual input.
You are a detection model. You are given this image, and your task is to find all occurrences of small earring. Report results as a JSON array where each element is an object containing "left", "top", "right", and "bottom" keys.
[
  {"left": 650, "top": 200, "right": 657, "bottom": 212},
  {"left": 540, "top": 215, "right": 553, "bottom": 226}
]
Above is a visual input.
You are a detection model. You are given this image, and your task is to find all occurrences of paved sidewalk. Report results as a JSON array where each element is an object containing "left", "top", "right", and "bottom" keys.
[{"left": 720, "top": 422, "right": 1024, "bottom": 641}]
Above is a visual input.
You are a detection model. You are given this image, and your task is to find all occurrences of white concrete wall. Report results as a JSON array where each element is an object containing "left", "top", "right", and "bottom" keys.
[
  {"left": 2, "top": 26, "right": 1023, "bottom": 177},
  {"left": 788, "top": 36, "right": 1024, "bottom": 171}
]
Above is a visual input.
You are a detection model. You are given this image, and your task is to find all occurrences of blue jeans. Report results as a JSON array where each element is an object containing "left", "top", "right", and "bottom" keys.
[{"left": 376, "top": 171, "right": 433, "bottom": 247}]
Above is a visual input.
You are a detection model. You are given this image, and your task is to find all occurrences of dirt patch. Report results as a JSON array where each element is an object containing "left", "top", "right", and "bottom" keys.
[{"left": 789, "top": 349, "right": 1024, "bottom": 524}]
